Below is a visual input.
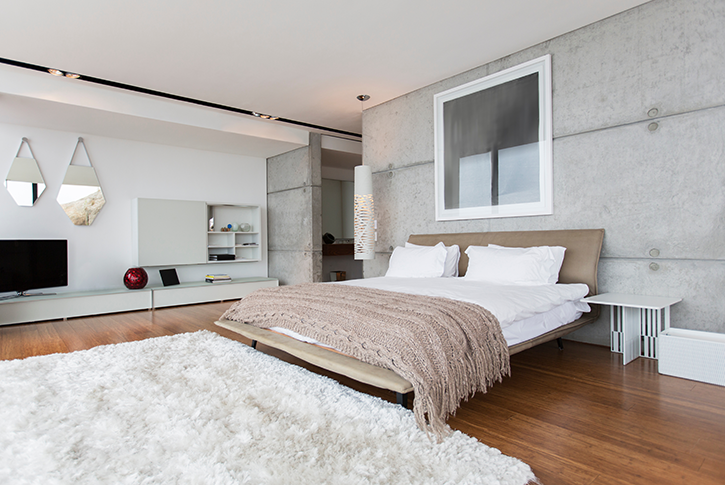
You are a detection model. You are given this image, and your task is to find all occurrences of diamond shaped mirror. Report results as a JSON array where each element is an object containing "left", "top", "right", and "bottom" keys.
[
  {"left": 5, "top": 138, "right": 46, "bottom": 207},
  {"left": 57, "top": 138, "right": 105, "bottom": 225}
]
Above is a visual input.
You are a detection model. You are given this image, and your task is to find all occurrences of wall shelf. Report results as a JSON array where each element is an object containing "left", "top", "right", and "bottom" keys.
[
  {"left": 323, "top": 243, "right": 354, "bottom": 256},
  {"left": 207, "top": 204, "right": 261, "bottom": 263}
]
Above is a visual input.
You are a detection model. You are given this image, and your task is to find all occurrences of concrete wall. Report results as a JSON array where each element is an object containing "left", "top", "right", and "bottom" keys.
[
  {"left": 362, "top": 0, "right": 725, "bottom": 345},
  {"left": 267, "top": 133, "right": 323, "bottom": 285}
]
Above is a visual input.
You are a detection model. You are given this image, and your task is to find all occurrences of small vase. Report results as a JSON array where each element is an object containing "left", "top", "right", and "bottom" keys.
[{"left": 124, "top": 267, "right": 148, "bottom": 290}]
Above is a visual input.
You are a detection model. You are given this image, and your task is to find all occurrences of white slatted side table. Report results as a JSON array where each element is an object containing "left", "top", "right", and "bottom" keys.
[{"left": 582, "top": 293, "right": 682, "bottom": 365}]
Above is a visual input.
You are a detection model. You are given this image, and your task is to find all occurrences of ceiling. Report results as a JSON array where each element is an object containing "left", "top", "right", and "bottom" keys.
[{"left": 0, "top": 0, "right": 650, "bottom": 138}]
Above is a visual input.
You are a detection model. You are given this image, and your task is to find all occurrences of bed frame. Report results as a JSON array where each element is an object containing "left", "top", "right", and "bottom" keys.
[{"left": 216, "top": 228, "right": 604, "bottom": 405}]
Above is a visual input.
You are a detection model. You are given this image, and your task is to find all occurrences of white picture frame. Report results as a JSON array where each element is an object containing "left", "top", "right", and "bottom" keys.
[{"left": 434, "top": 55, "right": 553, "bottom": 221}]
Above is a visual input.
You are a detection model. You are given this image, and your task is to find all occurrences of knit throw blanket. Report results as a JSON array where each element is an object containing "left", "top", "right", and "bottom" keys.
[{"left": 221, "top": 283, "right": 510, "bottom": 439}]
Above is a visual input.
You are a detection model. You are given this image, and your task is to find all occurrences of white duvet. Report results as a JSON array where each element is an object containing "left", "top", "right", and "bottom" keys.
[
  {"left": 339, "top": 277, "right": 589, "bottom": 329},
  {"left": 270, "top": 277, "right": 591, "bottom": 348}
]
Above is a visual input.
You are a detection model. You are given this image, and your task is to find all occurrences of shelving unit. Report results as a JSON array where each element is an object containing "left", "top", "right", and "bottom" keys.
[
  {"left": 206, "top": 204, "right": 261, "bottom": 263},
  {"left": 207, "top": 232, "right": 260, "bottom": 262}
]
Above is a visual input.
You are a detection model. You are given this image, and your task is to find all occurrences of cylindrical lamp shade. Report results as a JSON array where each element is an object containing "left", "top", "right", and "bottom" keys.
[{"left": 354, "top": 165, "right": 375, "bottom": 260}]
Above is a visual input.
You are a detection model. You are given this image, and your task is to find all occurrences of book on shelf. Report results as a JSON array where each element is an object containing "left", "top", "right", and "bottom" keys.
[
  {"left": 205, "top": 273, "right": 231, "bottom": 280},
  {"left": 206, "top": 278, "right": 232, "bottom": 283}
]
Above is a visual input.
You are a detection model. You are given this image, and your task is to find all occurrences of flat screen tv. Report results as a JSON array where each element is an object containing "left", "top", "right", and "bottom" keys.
[{"left": 0, "top": 239, "right": 68, "bottom": 299}]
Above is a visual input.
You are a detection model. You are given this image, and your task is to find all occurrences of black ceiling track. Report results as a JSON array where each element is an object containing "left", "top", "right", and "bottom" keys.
[{"left": 0, "top": 57, "right": 362, "bottom": 139}]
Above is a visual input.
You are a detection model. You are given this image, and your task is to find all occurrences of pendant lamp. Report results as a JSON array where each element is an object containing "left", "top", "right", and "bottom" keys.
[
  {"left": 354, "top": 95, "right": 375, "bottom": 260},
  {"left": 354, "top": 164, "right": 375, "bottom": 260}
]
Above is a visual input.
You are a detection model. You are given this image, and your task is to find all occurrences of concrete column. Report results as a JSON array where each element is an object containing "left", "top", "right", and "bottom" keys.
[{"left": 267, "top": 132, "right": 322, "bottom": 285}]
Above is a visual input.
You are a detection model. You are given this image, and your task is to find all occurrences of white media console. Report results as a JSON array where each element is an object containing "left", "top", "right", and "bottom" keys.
[
  {"left": 1, "top": 198, "right": 274, "bottom": 327},
  {"left": 0, "top": 277, "right": 278, "bottom": 326}
]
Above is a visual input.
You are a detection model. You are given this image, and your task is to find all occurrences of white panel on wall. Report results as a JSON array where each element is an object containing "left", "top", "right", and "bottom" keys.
[{"left": 133, "top": 198, "right": 207, "bottom": 266}]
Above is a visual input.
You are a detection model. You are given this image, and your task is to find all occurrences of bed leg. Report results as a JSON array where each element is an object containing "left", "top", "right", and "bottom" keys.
[
  {"left": 557, "top": 337, "right": 564, "bottom": 350},
  {"left": 396, "top": 392, "right": 408, "bottom": 408},
  {"left": 251, "top": 339, "right": 257, "bottom": 349}
]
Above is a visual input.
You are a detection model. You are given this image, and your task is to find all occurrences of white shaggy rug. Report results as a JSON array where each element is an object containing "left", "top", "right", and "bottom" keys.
[{"left": 0, "top": 331, "right": 538, "bottom": 485}]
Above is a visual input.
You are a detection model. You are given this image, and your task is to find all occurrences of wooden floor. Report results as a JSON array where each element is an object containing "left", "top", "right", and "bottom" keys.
[{"left": 1, "top": 302, "right": 723, "bottom": 485}]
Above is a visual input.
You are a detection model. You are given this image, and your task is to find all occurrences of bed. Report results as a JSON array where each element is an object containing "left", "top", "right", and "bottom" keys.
[{"left": 215, "top": 228, "right": 604, "bottom": 435}]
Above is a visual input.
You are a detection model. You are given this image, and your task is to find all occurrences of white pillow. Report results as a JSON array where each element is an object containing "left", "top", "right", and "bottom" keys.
[
  {"left": 488, "top": 244, "right": 566, "bottom": 284},
  {"left": 405, "top": 242, "right": 461, "bottom": 277},
  {"left": 463, "top": 245, "right": 555, "bottom": 285},
  {"left": 385, "top": 242, "right": 447, "bottom": 278}
]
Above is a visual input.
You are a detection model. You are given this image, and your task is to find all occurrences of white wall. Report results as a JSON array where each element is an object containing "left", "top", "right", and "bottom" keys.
[{"left": 0, "top": 123, "right": 268, "bottom": 294}]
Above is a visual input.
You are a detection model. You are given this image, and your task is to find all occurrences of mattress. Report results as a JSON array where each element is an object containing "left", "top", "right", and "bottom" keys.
[{"left": 270, "top": 276, "right": 591, "bottom": 348}]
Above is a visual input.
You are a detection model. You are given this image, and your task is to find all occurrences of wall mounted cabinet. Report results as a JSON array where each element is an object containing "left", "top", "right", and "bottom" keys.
[{"left": 132, "top": 198, "right": 262, "bottom": 266}]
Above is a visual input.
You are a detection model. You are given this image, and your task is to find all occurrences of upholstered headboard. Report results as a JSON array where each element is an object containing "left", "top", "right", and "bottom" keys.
[{"left": 407, "top": 229, "right": 604, "bottom": 297}]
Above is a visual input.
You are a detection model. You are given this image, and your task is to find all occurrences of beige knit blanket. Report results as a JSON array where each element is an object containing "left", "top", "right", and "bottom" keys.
[{"left": 221, "top": 283, "right": 510, "bottom": 439}]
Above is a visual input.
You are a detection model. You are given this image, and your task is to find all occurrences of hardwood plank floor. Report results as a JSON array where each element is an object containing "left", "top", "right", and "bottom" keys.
[{"left": 1, "top": 302, "right": 723, "bottom": 485}]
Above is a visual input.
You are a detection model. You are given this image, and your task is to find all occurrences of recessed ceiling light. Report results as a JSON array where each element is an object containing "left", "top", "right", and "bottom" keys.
[
  {"left": 252, "top": 112, "right": 279, "bottom": 120},
  {"left": 65, "top": 72, "right": 81, "bottom": 79},
  {"left": 48, "top": 69, "right": 64, "bottom": 77}
]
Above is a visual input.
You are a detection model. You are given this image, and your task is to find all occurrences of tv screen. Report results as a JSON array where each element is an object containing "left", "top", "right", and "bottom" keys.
[{"left": 0, "top": 239, "right": 68, "bottom": 295}]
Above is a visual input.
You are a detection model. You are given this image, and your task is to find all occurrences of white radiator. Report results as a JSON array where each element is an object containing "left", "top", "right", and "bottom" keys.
[{"left": 658, "top": 328, "right": 725, "bottom": 387}]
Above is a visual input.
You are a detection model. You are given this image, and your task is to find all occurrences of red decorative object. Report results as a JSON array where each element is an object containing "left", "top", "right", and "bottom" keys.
[{"left": 123, "top": 267, "right": 148, "bottom": 290}]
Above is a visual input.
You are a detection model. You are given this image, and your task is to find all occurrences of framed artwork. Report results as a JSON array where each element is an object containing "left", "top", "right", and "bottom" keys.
[{"left": 434, "top": 54, "right": 552, "bottom": 221}]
